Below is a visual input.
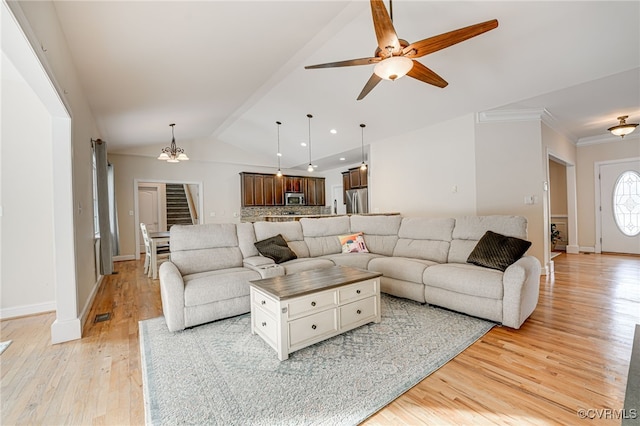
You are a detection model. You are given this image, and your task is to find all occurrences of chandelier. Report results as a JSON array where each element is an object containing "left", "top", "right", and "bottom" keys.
[
  {"left": 158, "top": 123, "right": 189, "bottom": 162},
  {"left": 608, "top": 115, "right": 638, "bottom": 139}
]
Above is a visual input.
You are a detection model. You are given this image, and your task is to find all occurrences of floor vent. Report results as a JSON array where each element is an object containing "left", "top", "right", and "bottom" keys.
[{"left": 94, "top": 313, "right": 111, "bottom": 323}]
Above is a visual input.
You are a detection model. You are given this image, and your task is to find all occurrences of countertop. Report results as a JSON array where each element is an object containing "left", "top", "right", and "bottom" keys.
[{"left": 261, "top": 212, "right": 400, "bottom": 222}]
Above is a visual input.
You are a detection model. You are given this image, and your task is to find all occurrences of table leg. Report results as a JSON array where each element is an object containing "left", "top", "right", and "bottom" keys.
[{"left": 150, "top": 239, "right": 158, "bottom": 279}]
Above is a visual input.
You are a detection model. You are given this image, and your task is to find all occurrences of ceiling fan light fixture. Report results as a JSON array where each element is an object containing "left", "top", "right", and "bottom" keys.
[
  {"left": 608, "top": 115, "right": 638, "bottom": 138},
  {"left": 373, "top": 56, "right": 413, "bottom": 81}
]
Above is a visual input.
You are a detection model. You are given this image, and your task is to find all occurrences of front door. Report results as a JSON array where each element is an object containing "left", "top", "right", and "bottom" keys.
[{"left": 600, "top": 160, "right": 640, "bottom": 254}]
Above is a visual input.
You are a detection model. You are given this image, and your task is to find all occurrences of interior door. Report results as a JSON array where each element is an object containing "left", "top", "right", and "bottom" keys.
[
  {"left": 600, "top": 160, "right": 640, "bottom": 254},
  {"left": 139, "top": 186, "right": 160, "bottom": 253}
]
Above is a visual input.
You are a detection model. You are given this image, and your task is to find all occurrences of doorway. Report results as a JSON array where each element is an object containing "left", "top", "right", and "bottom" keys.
[
  {"left": 597, "top": 159, "right": 640, "bottom": 254},
  {"left": 548, "top": 159, "right": 568, "bottom": 258},
  {"left": 133, "top": 179, "right": 204, "bottom": 260}
]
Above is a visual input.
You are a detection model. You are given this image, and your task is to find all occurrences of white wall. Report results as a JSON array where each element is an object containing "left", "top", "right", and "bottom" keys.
[
  {"left": 4, "top": 0, "right": 102, "bottom": 341},
  {"left": 369, "top": 114, "right": 477, "bottom": 217},
  {"left": 475, "top": 119, "right": 545, "bottom": 264},
  {"left": 1, "top": 54, "right": 56, "bottom": 317}
]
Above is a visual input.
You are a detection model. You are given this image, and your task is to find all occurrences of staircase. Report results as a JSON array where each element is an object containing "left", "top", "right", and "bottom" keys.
[{"left": 166, "top": 184, "right": 194, "bottom": 228}]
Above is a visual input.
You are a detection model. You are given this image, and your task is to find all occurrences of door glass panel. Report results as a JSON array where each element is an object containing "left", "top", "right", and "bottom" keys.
[{"left": 613, "top": 170, "right": 640, "bottom": 236}]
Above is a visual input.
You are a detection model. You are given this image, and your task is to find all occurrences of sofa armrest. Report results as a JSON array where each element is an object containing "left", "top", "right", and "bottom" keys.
[
  {"left": 243, "top": 256, "right": 285, "bottom": 278},
  {"left": 502, "top": 255, "right": 541, "bottom": 329},
  {"left": 159, "top": 261, "right": 186, "bottom": 332}
]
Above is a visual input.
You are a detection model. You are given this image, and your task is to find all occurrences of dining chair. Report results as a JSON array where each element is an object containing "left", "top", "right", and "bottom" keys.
[{"left": 140, "top": 222, "right": 170, "bottom": 277}]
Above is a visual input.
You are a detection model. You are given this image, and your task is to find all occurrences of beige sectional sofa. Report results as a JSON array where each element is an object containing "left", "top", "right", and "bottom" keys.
[{"left": 159, "top": 215, "right": 541, "bottom": 332}]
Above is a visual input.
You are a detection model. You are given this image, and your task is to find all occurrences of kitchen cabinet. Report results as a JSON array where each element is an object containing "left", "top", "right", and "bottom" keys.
[
  {"left": 241, "top": 172, "right": 322, "bottom": 207},
  {"left": 342, "top": 166, "right": 367, "bottom": 205},
  {"left": 304, "top": 177, "right": 325, "bottom": 206},
  {"left": 285, "top": 176, "right": 304, "bottom": 193}
]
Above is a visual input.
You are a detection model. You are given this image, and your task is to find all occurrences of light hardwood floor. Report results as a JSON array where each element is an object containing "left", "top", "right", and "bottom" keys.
[{"left": 1, "top": 253, "right": 638, "bottom": 425}]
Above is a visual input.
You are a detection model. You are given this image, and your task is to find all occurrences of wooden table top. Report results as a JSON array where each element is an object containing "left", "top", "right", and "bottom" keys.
[{"left": 249, "top": 265, "right": 382, "bottom": 301}]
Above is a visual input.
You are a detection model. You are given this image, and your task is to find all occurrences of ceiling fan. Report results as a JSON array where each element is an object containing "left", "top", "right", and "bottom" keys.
[{"left": 304, "top": 0, "right": 498, "bottom": 100}]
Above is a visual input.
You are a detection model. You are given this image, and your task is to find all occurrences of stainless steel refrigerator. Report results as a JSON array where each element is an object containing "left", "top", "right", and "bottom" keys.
[{"left": 345, "top": 188, "right": 368, "bottom": 214}]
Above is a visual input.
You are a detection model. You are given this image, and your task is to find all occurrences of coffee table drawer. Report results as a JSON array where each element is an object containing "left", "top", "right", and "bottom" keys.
[
  {"left": 340, "top": 296, "right": 378, "bottom": 329},
  {"left": 289, "top": 309, "right": 338, "bottom": 348},
  {"left": 338, "top": 279, "right": 378, "bottom": 304},
  {"left": 252, "top": 290, "right": 278, "bottom": 316},
  {"left": 287, "top": 291, "right": 337, "bottom": 319},
  {"left": 254, "top": 307, "right": 278, "bottom": 349}
]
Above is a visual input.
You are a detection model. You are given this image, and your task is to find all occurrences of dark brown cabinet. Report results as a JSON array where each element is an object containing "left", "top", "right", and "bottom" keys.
[
  {"left": 342, "top": 166, "right": 367, "bottom": 205},
  {"left": 285, "top": 176, "right": 304, "bottom": 193},
  {"left": 302, "top": 177, "right": 325, "bottom": 206},
  {"left": 241, "top": 172, "right": 322, "bottom": 207}
]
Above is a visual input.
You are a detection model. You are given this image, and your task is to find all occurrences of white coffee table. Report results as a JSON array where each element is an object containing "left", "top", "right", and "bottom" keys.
[{"left": 249, "top": 266, "right": 382, "bottom": 361}]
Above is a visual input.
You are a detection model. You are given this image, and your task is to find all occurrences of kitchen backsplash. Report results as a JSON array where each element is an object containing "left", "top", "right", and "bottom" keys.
[{"left": 241, "top": 206, "right": 331, "bottom": 222}]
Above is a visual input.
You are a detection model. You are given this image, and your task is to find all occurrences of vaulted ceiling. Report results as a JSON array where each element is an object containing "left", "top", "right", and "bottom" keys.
[{"left": 51, "top": 1, "right": 639, "bottom": 170}]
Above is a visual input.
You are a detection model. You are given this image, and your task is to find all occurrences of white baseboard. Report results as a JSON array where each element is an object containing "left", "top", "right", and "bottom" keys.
[
  {"left": 0, "top": 301, "right": 56, "bottom": 320},
  {"left": 51, "top": 317, "right": 82, "bottom": 344},
  {"left": 580, "top": 246, "right": 596, "bottom": 253},
  {"left": 566, "top": 245, "right": 580, "bottom": 254},
  {"left": 114, "top": 254, "right": 135, "bottom": 262},
  {"left": 79, "top": 275, "right": 104, "bottom": 330}
]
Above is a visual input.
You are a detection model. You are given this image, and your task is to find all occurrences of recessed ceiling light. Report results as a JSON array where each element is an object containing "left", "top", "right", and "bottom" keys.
[
  {"left": 330, "top": 129, "right": 337, "bottom": 134},
  {"left": 339, "top": 157, "right": 346, "bottom": 161},
  {"left": 301, "top": 142, "right": 307, "bottom": 147}
]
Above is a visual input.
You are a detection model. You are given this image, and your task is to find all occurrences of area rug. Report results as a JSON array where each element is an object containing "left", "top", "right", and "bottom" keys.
[
  {"left": 0, "top": 340, "right": 12, "bottom": 355},
  {"left": 139, "top": 294, "right": 494, "bottom": 426}
]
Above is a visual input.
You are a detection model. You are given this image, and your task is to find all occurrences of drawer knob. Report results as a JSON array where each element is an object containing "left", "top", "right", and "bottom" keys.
[
  {"left": 357, "top": 309, "right": 362, "bottom": 315},
  {"left": 356, "top": 289, "right": 361, "bottom": 294},
  {"left": 261, "top": 300, "right": 266, "bottom": 305},
  {"left": 311, "top": 301, "right": 316, "bottom": 307},
  {"left": 311, "top": 324, "right": 317, "bottom": 330},
  {"left": 261, "top": 322, "right": 267, "bottom": 327}
]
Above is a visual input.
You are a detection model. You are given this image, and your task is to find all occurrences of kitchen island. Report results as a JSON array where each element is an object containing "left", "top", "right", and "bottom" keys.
[{"left": 263, "top": 212, "right": 400, "bottom": 222}]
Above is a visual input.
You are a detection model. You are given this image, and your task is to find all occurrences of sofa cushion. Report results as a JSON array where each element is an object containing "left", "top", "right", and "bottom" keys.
[
  {"left": 169, "top": 224, "right": 243, "bottom": 275},
  {"left": 349, "top": 215, "right": 401, "bottom": 256},
  {"left": 339, "top": 232, "right": 369, "bottom": 253},
  {"left": 253, "top": 221, "right": 310, "bottom": 258},
  {"left": 320, "top": 252, "right": 383, "bottom": 270},
  {"left": 467, "top": 231, "right": 532, "bottom": 271},
  {"left": 300, "top": 216, "right": 351, "bottom": 257},
  {"left": 423, "top": 263, "right": 504, "bottom": 300},
  {"left": 449, "top": 215, "right": 528, "bottom": 264},
  {"left": 254, "top": 234, "right": 298, "bottom": 264},
  {"left": 237, "top": 222, "right": 260, "bottom": 258},
  {"left": 183, "top": 267, "right": 259, "bottom": 307},
  {"left": 392, "top": 217, "right": 454, "bottom": 263},
  {"left": 368, "top": 257, "right": 437, "bottom": 284}
]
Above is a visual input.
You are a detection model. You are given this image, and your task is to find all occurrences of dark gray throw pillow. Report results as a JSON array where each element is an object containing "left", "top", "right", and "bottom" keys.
[
  {"left": 254, "top": 234, "right": 297, "bottom": 264},
  {"left": 467, "top": 230, "right": 532, "bottom": 272}
]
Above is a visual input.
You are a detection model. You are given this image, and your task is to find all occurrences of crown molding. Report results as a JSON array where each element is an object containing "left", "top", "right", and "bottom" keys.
[
  {"left": 577, "top": 132, "right": 640, "bottom": 146},
  {"left": 476, "top": 108, "right": 578, "bottom": 144}
]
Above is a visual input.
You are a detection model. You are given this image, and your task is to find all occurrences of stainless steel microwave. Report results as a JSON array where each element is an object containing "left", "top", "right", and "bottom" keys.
[{"left": 285, "top": 192, "right": 305, "bottom": 206}]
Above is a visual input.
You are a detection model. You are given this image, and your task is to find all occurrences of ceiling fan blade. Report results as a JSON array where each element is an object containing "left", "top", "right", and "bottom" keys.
[
  {"left": 403, "top": 19, "right": 499, "bottom": 58},
  {"left": 357, "top": 73, "right": 383, "bottom": 101},
  {"left": 407, "top": 61, "right": 448, "bottom": 88},
  {"left": 370, "top": 0, "right": 401, "bottom": 54},
  {"left": 305, "top": 57, "right": 380, "bottom": 69}
]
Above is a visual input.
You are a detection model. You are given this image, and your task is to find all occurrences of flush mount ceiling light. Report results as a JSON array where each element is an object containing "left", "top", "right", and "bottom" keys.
[
  {"left": 608, "top": 115, "right": 638, "bottom": 139},
  {"left": 275, "top": 121, "right": 283, "bottom": 177},
  {"left": 306, "top": 114, "right": 314, "bottom": 172},
  {"left": 359, "top": 123, "right": 368, "bottom": 171},
  {"left": 158, "top": 123, "right": 189, "bottom": 163}
]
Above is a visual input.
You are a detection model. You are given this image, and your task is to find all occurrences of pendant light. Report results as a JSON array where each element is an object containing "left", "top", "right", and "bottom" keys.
[
  {"left": 275, "top": 121, "right": 283, "bottom": 177},
  {"left": 158, "top": 123, "right": 189, "bottom": 162},
  {"left": 359, "top": 123, "right": 368, "bottom": 171},
  {"left": 306, "top": 114, "right": 314, "bottom": 172},
  {"left": 608, "top": 115, "right": 638, "bottom": 139}
]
